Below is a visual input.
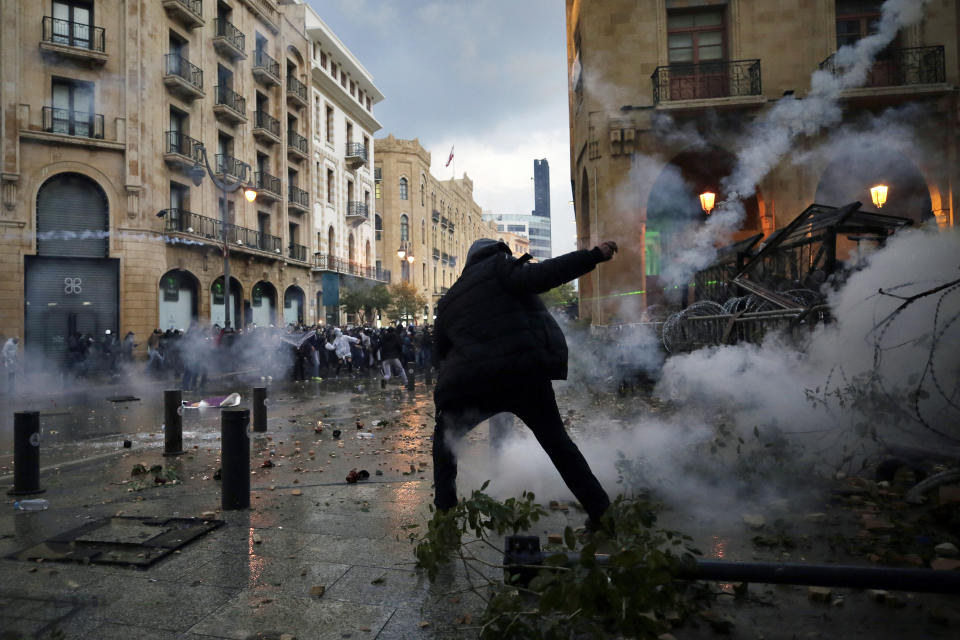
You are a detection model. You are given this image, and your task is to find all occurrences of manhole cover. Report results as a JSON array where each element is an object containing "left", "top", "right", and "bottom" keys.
[{"left": 6, "top": 516, "right": 224, "bottom": 568}]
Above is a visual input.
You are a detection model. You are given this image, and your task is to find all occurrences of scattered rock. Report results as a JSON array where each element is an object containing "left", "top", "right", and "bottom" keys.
[
  {"left": 860, "top": 514, "right": 895, "bottom": 531},
  {"left": 292, "top": 489, "right": 302, "bottom": 496},
  {"left": 201, "top": 511, "right": 217, "bottom": 520},
  {"left": 807, "top": 586, "right": 832, "bottom": 602},
  {"left": 867, "top": 589, "right": 888, "bottom": 603},
  {"left": 934, "top": 542, "right": 958, "bottom": 558},
  {"left": 309, "top": 585, "right": 326, "bottom": 597},
  {"left": 804, "top": 512, "right": 828, "bottom": 523},
  {"left": 742, "top": 514, "right": 765, "bottom": 529},
  {"left": 253, "top": 534, "right": 263, "bottom": 544}
]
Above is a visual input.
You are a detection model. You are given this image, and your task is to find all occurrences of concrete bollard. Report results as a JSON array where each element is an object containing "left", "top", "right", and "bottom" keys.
[
  {"left": 163, "top": 389, "right": 184, "bottom": 457},
  {"left": 221, "top": 407, "right": 250, "bottom": 510},
  {"left": 252, "top": 386, "right": 267, "bottom": 433},
  {"left": 8, "top": 411, "right": 45, "bottom": 496},
  {"left": 406, "top": 368, "right": 415, "bottom": 391}
]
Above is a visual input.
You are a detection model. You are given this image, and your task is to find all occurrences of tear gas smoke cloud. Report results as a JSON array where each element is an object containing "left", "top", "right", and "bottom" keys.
[
  {"left": 454, "top": 229, "right": 959, "bottom": 518},
  {"left": 661, "top": 0, "right": 931, "bottom": 286}
]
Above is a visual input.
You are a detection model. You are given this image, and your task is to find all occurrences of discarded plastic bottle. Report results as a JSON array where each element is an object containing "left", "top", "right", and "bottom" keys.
[{"left": 14, "top": 499, "right": 49, "bottom": 511}]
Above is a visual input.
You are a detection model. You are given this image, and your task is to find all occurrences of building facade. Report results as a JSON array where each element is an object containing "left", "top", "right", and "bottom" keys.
[
  {"left": 533, "top": 157, "right": 552, "bottom": 222},
  {"left": 0, "top": 0, "right": 382, "bottom": 365},
  {"left": 482, "top": 212, "right": 553, "bottom": 261},
  {"left": 566, "top": 0, "right": 959, "bottom": 324},
  {"left": 374, "top": 135, "right": 495, "bottom": 323},
  {"left": 304, "top": 7, "right": 385, "bottom": 326}
]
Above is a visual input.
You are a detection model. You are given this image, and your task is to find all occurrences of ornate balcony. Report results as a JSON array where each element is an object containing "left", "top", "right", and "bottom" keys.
[
  {"left": 213, "top": 18, "right": 245, "bottom": 60},
  {"left": 346, "top": 201, "right": 369, "bottom": 225},
  {"left": 286, "top": 75, "right": 308, "bottom": 108},
  {"left": 213, "top": 85, "right": 247, "bottom": 124},
  {"left": 651, "top": 59, "right": 761, "bottom": 104},
  {"left": 255, "top": 171, "right": 281, "bottom": 202},
  {"left": 312, "top": 254, "right": 391, "bottom": 283},
  {"left": 818, "top": 45, "right": 946, "bottom": 91},
  {"left": 287, "top": 243, "right": 308, "bottom": 262},
  {"left": 164, "top": 209, "right": 283, "bottom": 257},
  {"left": 345, "top": 142, "right": 367, "bottom": 168},
  {"left": 215, "top": 154, "right": 243, "bottom": 181},
  {"left": 252, "top": 48, "right": 281, "bottom": 86},
  {"left": 42, "top": 106, "right": 104, "bottom": 139},
  {"left": 40, "top": 16, "right": 107, "bottom": 65},
  {"left": 163, "top": 54, "right": 204, "bottom": 100},
  {"left": 252, "top": 110, "right": 281, "bottom": 144},
  {"left": 163, "top": 131, "right": 201, "bottom": 169},
  {"left": 287, "top": 130, "right": 308, "bottom": 161},
  {"left": 288, "top": 185, "right": 309, "bottom": 213},
  {"left": 239, "top": 0, "right": 279, "bottom": 34},
  {"left": 162, "top": 0, "right": 204, "bottom": 30}
]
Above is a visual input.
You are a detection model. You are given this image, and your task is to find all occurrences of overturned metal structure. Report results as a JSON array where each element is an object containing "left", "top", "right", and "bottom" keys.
[{"left": 660, "top": 201, "right": 912, "bottom": 353}]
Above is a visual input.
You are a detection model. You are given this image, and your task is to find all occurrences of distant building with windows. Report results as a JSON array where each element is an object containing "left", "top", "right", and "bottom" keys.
[
  {"left": 374, "top": 135, "right": 495, "bottom": 322},
  {"left": 482, "top": 212, "right": 552, "bottom": 261},
  {"left": 533, "top": 158, "right": 551, "bottom": 219}
]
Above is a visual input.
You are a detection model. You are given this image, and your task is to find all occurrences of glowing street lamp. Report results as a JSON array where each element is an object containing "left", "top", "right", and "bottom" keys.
[
  {"left": 406, "top": 253, "right": 415, "bottom": 264},
  {"left": 244, "top": 185, "right": 258, "bottom": 203},
  {"left": 396, "top": 245, "right": 406, "bottom": 259},
  {"left": 699, "top": 191, "right": 716, "bottom": 215},
  {"left": 870, "top": 184, "right": 888, "bottom": 209}
]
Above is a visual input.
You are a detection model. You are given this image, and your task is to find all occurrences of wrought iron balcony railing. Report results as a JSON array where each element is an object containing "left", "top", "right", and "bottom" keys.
[
  {"left": 288, "top": 243, "right": 307, "bottom": 262},
  {"left": 288, "top": 184, "right": 309, "bottom": 208},
  {"left": 215, "top": 154, "right": 243, "bottom": 179},
  {"left": 43, "top": 106, "right": 104, "bottom": 139},
  {"left": 818, "top": 45, "right": 945, "bottom": 88},
  {"left": 312, "top": 254, "right": 392, "bottom": 282},
  {"left": 255, "top": 171, "right": 281, "bottom": 196},
  {"left": 164, "top": 209, "right": 283, "bottom": 254},
  {"left": 215, "top": 85, "right": 246, "bottom": 116},
  {"left": 214, "top": 18, "right": 245, "bottom": 54},
  {"left": 346, "top": 201, "right": 369, "bottom": 220},
  {"left": 165, "top": 131, "right": 201, "bottom": 159},
  {"left": 287, "top": 130, "right": 308, "bottom": 155},
  {"left": 254, "top": 110, "right": 280, "bottom": 137},
  {"left": 170, "top": 0, "right": 202, "bottom": 18},
  {"left": 229, "top": 225, "right": 281, "bottom": 253},
  {"left": 253, "top": 48, "right": 281, "bottom": 81},
  {"left": 42, "top": 16, "right": 105, "bottom": 52},
  {"left": 651, "top": 59, "right": 761, "bottom": 104},
  {"left": 286, "top": 75, "right": 307, "bottom": 102},
  {"left": 164, "top": 53, "right": 203, "bottom": 89},
  {"left": 345, "top": 142, "right": 368, "bottom": 163}
]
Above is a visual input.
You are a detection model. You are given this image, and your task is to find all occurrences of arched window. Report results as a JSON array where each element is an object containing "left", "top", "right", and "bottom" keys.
[
  {"left": 421, "top": 219, "right": 426, "bottom": 243},
  {"left": 365, "top": 240, "right": 371, "bottom": 267},
  {"left": 400, "top": 214, "right": 409, "bottom": 242},
  {"left": 399, "top": 177, "right": 408, "bottom": 200},
  {"left": 327, "top": 225, "right": 336, "bottom": 257},
  {"left": 375, "top": 213, "right": 382, "bottom": 241},
  {"left": 420, "top": 179, "right": 425, "bottom": 206}
]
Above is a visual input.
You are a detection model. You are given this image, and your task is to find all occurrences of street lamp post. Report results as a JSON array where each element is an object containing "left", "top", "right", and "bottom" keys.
[{"left": 189, "top": 144, "right": 257, "bottom": 330}]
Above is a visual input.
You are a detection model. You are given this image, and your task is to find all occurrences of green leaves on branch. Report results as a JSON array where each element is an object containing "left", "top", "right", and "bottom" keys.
[{"left": 410, "top": 487, "right": 711, "bottom": 639}]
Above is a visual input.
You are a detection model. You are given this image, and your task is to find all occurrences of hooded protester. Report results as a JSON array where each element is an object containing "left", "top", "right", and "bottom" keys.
[
  {"left": 324, "top": 327, "right": 359, "bottom": 376},
  {"left": 431, "top": 238, "right": 618, "bottom": 530}
]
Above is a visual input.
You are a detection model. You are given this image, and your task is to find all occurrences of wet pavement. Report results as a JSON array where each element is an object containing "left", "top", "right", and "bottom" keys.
[{"left": 1, "top": 373, "right": 959, "bottom": 639}]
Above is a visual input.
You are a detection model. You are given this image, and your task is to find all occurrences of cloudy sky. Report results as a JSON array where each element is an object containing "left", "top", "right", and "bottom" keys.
[{"left": 305, "top": 0, "right": 577, "bottom": 255}]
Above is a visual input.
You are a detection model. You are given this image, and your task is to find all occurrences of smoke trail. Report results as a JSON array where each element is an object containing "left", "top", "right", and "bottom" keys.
[{"left": 662, "top": 0, "right": 931, "bottom": 286}]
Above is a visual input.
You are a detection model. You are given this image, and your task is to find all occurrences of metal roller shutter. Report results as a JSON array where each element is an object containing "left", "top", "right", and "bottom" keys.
[
  {"left": 36, "top": 173, "right": 109, "bottom": 258},
  {"left": 24, "top": 257, "right": 119, "bottom": 368}
]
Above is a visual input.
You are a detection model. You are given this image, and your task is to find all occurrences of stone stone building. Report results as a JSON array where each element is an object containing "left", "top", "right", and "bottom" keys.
[
  {"left": 0, "top": 0, "right": 381, "bottom": 366},
  {"left": 374, "top": 135, "right": 497, "bottom": 323},
  {"left": 566, "top": 0, "right": 959, "bottom": 324}
]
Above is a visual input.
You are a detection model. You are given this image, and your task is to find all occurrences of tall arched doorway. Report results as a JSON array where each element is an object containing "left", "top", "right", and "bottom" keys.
[
  {"left": 814, "top": 148, "right": 933, "bottom": 224},
  {"left": 210, "top": 276, "right": 243, "bottom": 328},
  {"left": 327, "top": 226, "right": 336, "bottom": 259},
  {"left": 645, "top": 146, "right": 762, "bottom": 306},
  {"left": 283, "top": 285, "right": 305, "bottom": 325},
  {"left": 251, "top": 281, "right": 277, "bottom": 326},
  {"left": 158, "top": 269, "right": 199, "bottom": 331},
  {"left": 26, "top": 172, "right": 117, "bottom": 367}
]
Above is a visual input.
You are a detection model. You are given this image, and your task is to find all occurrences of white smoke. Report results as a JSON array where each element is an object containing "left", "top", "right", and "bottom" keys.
[{"left": 663, "top": 0, "right": 932, "bottom": 286}]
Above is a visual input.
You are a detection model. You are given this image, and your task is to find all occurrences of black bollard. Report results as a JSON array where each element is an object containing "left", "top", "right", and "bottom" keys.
[
  {"left": 406, "top": 368, "right": 415, "bottom": 391},
  {"left": 424, "top": 366, "right": 433, "bottom": 386},
  {"left": 163, "top": 389, "right": 184, "bottom": 456},
  {"left": 221, "top": 407, "right": 250, "bottom": 510},
  {"left": 8, "top": 411, "right": 45, "bottom": 496},
  {"left": 252, "top": 386, "right": 267, "bottom": 433}
]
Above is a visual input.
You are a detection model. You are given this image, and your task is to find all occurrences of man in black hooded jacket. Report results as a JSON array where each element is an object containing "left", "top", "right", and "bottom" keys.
[{"left": 432, "top": 238, "right": 618, "bottom": 527}]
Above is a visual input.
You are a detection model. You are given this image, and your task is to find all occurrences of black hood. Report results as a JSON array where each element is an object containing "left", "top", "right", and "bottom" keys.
[{"left": 465, "top": 238, "right": 511, "bottom": 267}]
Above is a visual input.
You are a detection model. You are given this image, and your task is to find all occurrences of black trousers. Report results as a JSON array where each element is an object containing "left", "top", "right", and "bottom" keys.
[{"left": 432, "top": 379, "right": 611, "bottom": 522}]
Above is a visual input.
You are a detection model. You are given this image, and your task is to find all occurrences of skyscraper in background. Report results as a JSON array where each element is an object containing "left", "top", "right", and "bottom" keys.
[{"left": 533, "top": 158, "right": 551, "bottom": 219}]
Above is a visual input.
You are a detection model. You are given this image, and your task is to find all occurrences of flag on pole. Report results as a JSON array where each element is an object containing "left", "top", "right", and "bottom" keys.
[{"left": 445, "top": 146, "right": 454, "bottom": 168}]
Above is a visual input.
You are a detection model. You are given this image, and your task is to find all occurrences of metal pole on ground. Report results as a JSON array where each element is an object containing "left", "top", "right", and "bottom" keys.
[
  {"left": 220, "top": 407, "right": 250, "bottom": 510},
  {"left": 406, "top": 368, "right": 415, "bottom": 391},
  {"left": 163, "top": 389, "right": 184, "bottom": 456},
  {"left": 8, "top": 411, "right": 44, "bottom": 496},
  {"left": 252, "top": 386, "right": 267, "bottom": 433},
  {"left": 424, "top": 366, "right": 432, "bottom": 386}
]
